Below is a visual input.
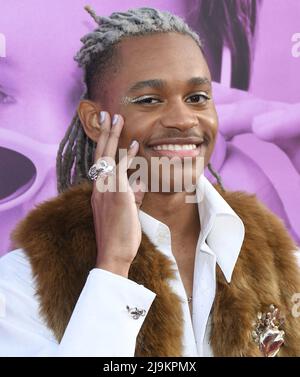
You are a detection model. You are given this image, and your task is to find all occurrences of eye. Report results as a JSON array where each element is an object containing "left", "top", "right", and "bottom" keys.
[
  {"left": 186, "top": 92, "right": 211, "bottom": 104},
  {"left": 128, "top": 92, "right": 211, "bottom": 106},
  {"left": 0, "top": 90, "right": 16, "bottom": 104},
  {"left": 130, "top": 95, "right": 162, "bottom": 105}
]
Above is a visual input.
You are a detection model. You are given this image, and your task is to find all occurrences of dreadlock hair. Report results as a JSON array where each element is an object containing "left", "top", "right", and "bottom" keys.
[
  {"left": 208, "top": 163, "right": 225, "bottom": 192},
  {"left": 56, "top": 5, "right": 203, "bottom": 193}
]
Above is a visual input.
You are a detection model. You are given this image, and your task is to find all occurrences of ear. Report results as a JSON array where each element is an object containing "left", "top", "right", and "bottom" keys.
[{"left": 77, "top": 100, "right": 102, "bottom": 142}]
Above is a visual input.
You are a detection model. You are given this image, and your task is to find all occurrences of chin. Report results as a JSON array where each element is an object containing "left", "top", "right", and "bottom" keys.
[
  {"left": 149, "top": 168, "right": 200, "bottom": 194},
  {"left": 127, "top": 150, "right": 204, "bottom": 193}
]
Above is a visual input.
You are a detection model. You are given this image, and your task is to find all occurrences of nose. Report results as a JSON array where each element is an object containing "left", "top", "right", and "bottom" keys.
[{"left": 160, "top": 100, "right": 198, "bottom": 131}]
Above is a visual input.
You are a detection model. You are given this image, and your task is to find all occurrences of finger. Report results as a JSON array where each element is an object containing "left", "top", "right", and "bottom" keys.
[
  {"left": 95, "top": 171, "right": 116, "bottom": 193},
  {"left": 127, "top": 140, "right": 140, "bottom": 168},
  {"left": 121, "top": 152, "right": 147, "bottom": 208},
  {"left": 116, "top": 140, "right": 139, "bottom": 193},
  {"left": 102, "top": 114, "right": 124, "bottom": 160},
  {"left": 95, "top": 131, "right": 135, "bottom": 194},
  {"left": 127, "top": 140, "right": 147, "bottom": 208},
  {"left": 94, "top": 111, "right": 112, "bottom": 163},
  {"left": 118, "top": 139, "right": 139, "bottom": 172},
  {"left": 132, "top": 177, "right": 146, "bottom": 209}
]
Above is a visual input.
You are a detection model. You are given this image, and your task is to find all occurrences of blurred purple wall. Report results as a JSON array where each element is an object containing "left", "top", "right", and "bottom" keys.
[
  {"left": 0, "top": 0, "right": 299, "bottom": 255},
  {"left": 250, "top": 0, "right": 300, "bottom": 102}
]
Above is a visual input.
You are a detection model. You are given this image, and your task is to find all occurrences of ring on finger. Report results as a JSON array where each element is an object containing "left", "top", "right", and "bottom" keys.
[{"left": 88, "top": 159, "right": 115, "bottom": 181}]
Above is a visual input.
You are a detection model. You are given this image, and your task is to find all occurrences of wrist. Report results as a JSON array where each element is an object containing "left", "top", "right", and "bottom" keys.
[{"left": 96, "top": 260, "right": 130, "bottom": 278}]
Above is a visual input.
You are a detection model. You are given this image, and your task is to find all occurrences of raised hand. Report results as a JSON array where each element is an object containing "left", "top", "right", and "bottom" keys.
[{"left": 91, "top": 112, "right": 145, "bottom": 278}]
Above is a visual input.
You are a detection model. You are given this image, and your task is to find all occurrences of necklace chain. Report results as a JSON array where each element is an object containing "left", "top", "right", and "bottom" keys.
[{"left": 187, "top": 295, "right": 192, "bottom": 303}]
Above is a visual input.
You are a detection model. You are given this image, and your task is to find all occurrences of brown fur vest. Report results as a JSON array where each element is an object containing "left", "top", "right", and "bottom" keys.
[{"left": 10, "top": 180, "right": 300, "bottom": 356}]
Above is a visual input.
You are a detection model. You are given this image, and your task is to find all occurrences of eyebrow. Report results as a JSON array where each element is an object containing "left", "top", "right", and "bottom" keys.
[{"left": 127, "top": 76, "right": 211, "bottom": 93}]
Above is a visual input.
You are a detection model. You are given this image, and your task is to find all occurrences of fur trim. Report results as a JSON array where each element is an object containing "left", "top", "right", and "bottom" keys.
[
  {"left": 11, "top": 180, "right": 300, "bottom": 356},
  {"left": 212, "top": 189, "right": 300, "bottom": 356}
]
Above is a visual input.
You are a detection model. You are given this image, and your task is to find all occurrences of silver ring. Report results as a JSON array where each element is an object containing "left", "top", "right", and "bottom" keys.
[{"left": 88, "top": 159, "right": 115, "bottom": 181}]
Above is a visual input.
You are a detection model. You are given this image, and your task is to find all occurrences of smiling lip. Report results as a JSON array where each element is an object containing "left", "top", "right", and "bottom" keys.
[
  {"left": 146, "top": 137, "right": 206, "bottom": 158},
  {"left": 147, "top": 137, "right": 204, "bottom": 148}
]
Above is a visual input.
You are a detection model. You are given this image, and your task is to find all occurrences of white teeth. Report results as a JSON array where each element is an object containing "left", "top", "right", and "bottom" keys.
[{"left": 152, "top": 144, "right": 197, "bottom": 151}]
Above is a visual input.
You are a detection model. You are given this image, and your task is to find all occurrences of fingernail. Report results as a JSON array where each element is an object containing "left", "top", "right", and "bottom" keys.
[
  {"left": 130, "top": 140, "right": 138, "bottom": 148},
  {"left": 112, "top": 114, "right": 119, "bottom": 126},
  {"left": 99, "top": 111, "right": 106, "bottom": 124}
]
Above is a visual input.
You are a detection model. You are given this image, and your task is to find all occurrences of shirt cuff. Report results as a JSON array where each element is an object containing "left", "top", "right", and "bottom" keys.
[{"left": 57, "top": 267, "right": 156, "bottom": 356}]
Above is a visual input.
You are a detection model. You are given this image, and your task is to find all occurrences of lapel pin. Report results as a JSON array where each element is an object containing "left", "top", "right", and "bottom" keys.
[{"left": 252, "top": 304, "right": 285, "bottom": 357}]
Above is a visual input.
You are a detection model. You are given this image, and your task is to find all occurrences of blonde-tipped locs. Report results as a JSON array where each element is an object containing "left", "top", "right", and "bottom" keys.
[{"left": 56, "top": 5, "right": 203, "bottom": 193}]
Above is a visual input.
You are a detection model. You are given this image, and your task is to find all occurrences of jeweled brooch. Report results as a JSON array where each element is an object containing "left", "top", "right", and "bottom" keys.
[{"left": 252, "top": 304, "right": 285, "bottom": 357}]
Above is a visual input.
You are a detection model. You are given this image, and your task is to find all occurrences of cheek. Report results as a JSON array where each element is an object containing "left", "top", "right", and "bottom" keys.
[
  {"left": 118, "top": 112, "right": 151, "bottom": 148},
  {"left": 207, "top": 107, "right": 219, "bottom": 132},
  {"left": 203, "top": 108, "right": 219, "bottom": 144},
  {"left": 203, "top": 110, "right": 219, "bottom": 162}
]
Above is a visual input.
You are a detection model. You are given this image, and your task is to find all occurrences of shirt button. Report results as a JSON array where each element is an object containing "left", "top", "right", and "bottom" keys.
[{"left": 126, "top": 305, "right": 146, "bottom": 320}]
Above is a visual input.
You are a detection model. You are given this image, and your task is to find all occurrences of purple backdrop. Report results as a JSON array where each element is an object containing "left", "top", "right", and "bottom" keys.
[{"left": 0, "top": 0, "right": 299, "bottom": 255}]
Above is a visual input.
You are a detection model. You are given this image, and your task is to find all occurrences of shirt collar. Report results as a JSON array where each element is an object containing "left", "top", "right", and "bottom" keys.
[
  {"left": 197, "top": 175, "right": 245, "bottom": 282},
  {"left": 138, "top": 174, "right": 245, "bottom": 283}
]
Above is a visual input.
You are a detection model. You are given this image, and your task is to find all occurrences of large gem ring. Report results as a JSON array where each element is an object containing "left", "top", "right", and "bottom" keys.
[{"left": 88, "top": 159, "right": 115, "bottom": 181}]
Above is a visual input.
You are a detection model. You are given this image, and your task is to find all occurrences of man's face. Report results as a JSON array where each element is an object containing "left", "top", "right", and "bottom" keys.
[{"left": 100, "top": 32, "right": 219, "bottom": 192}]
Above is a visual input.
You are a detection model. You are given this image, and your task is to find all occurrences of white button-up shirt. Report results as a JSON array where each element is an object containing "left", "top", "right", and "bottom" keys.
[
  {"left": 1, "top": 174, "right": 296, "bottom": 356},
  {"left": 138, "top": 174, "right": 245, "bottom": 356}
]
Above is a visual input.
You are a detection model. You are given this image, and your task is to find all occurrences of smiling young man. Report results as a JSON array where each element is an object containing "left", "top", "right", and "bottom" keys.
[{"left": 0, "top": 6, "right": 300, "bottom": 357}]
